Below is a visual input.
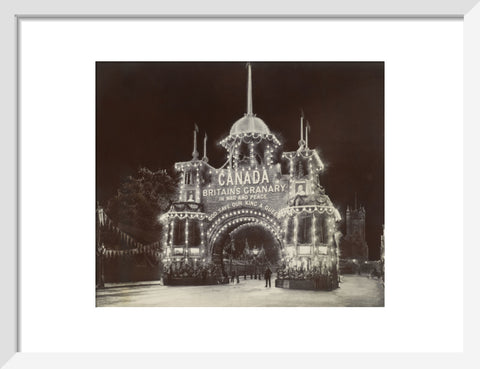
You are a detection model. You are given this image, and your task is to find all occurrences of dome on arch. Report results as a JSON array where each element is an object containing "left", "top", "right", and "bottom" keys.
[{"left": 229, "top": 114, "right": 271, "bottom": 136}]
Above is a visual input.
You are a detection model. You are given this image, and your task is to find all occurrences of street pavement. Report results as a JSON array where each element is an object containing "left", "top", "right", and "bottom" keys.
[{"left": 96, "top": 274, "right": 384, "bottom": 307}]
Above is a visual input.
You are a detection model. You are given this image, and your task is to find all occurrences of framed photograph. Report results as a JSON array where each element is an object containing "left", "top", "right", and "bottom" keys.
[
  {"left": 186, "top": 190, "right": 196, "bottom": 202},
  {"left": 294, "top": 182, "right": 307, "bottom": 196},
  {"left": 2, "top": 0, "right": 479, "bottom": 368}
]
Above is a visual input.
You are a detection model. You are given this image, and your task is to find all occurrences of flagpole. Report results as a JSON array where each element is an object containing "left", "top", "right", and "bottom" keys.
[
  {"left": 230, "top": 240, "right": 233, "bottom": 276},
  {"left": 96, "top": 206, "right": 105, "bottom": 288}
]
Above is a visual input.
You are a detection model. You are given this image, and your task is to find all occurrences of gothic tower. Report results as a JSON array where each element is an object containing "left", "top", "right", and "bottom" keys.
[{"left": 341, "top": 201, "right": 369, "bottom": 260}]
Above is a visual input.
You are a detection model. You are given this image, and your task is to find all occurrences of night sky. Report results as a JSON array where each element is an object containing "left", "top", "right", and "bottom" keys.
[{"left": 96, "top": 62, "right": 384, "bottom": 260}]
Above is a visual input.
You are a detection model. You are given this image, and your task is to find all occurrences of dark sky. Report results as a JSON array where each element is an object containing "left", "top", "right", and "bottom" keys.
[{"left": 96, "top": 62, "right": 384, "bottom": 259}]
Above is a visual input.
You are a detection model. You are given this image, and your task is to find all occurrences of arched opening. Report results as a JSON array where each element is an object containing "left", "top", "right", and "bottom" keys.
[
  {"left": 230, "top": 225, "right": 281, "bottom": 265},
  {"left": 211, "top": 223, "right": 281, "bottom": 276},
  {"left": 207, "top": 209, "right": 283, "bottom": 276}
]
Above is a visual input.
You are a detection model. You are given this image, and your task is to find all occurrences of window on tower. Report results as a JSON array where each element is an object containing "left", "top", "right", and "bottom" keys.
[
  {"left": 184, "top": 171, "right": 194, "bottom": 185},
  {"left": 188, "top": 220, "right": 201, "bottom": 247},
  {"left": 317, "top": 217, "right": 327, "bottom": 244},
  {"left": 298, "top": 214, "right": 312, "bottom": 244},
  {"left": 173, "top": 219, "right": 186, "bottom": 245}
]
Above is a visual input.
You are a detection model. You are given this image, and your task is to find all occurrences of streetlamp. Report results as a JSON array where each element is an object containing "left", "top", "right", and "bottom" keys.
[
  {"left": 229, "top": 241, "right": 233, "bottom": 276},
  {"left": 97, "top": 243, "right": 106, "bottom": 289},
  {"left": 244, "top": 248, "right": 247, "bottom": 280}
]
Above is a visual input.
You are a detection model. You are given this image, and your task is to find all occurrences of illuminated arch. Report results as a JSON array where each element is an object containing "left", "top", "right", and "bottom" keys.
[{"left": 206, "top": 207, "right": 283, "bottom": 255}]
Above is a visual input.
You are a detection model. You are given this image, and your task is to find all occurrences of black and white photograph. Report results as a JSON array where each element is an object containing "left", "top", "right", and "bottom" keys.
[
  {"left": 8, "top": 9, "right": 469, "bottom": 364},
  {"left": 95, "top": 62, "right": 384, "bottom": 307}
]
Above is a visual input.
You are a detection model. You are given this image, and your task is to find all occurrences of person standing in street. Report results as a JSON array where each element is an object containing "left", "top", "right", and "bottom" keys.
[{"left": 264, "top": 266, "right": 272, "bottom": 288}]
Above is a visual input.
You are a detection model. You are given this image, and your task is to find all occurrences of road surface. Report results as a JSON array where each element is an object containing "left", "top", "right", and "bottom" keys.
[{"left": 96, "top": 274, "right": 384, "bottom": 307}]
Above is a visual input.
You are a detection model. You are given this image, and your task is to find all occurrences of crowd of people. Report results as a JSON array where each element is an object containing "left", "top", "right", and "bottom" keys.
[
  {"left": 228, "top": 266, "right": 272, "bottom": 288},
  {"left": 164, "top": 261, "right": 340, "bottom": 289},
  {"left": 277, "top": 265, "right": 320, "bottom": 280},
  {"left": 164, "top": 261, "right": 275, "bottom": 287},
  {"left": 277, "top": 265, "right": 338, "bottom": 290},
  {"left": 164, "top": 262, "right": 225, "bottom": 281}
]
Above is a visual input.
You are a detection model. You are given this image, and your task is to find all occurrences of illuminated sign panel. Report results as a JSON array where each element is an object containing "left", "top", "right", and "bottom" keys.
[
  {"left": 202, "top": 168, "right": 288, "bottom": 206},
  {"left": 173, "top": 248, "right": 184, "bottom": 255},
  {"left": 317, "top": 246, "right": 328, "bottom": 255},
  {"left": 298, "top": 246, "right": 311, "bottom": 255}
]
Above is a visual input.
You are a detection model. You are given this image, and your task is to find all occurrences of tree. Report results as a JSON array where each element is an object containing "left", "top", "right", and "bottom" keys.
[{"left": 105, "top": 167, "right": 179, "bottom": 244}]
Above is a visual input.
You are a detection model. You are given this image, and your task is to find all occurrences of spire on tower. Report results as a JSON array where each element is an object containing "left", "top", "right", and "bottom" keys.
[
  {"left": 192, "top": 123, "right": 199, "bottom": 160},
  {"left": 305, "top": 120, "right": 311, "bottom": 149},
  {"left": 300, "top": 114, "right": 304, "bottom": 142},
  {"left": 246, "top": 63, "right": 253, "bottom": 116},
  {"left": 298, "top": 109, "right": 306, "bottom": 149},
  {"left": 202, "top": 132, "right": 208, "bottom": 162}
]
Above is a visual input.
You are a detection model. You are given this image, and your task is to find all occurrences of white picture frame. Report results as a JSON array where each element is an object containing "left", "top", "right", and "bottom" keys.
[{"left": 2, "top": 0, "right": 479, "bottom": 367}]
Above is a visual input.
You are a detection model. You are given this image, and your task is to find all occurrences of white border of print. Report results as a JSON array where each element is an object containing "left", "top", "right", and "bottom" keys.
[
  {"left": 20, "top": 18, "right": 463, "bottom": 353},
  {"left": 2, "top": 0, "right": 480, "bottom": 368}
]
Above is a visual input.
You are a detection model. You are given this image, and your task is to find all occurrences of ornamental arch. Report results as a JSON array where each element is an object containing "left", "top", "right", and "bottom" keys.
[{"left": 161, "top": 64, "right": 341, "bottom": 284}]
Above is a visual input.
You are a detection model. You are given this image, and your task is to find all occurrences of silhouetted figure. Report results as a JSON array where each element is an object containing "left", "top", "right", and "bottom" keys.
[
  {"left": 264, "top": 267, "right": 272, "bottom": 288},
  {"left": 231, "top": 270, "right": 238, "bottom": 283},
  {"left": 314, "top": 272, "right": 321, "bottom": 289}
]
